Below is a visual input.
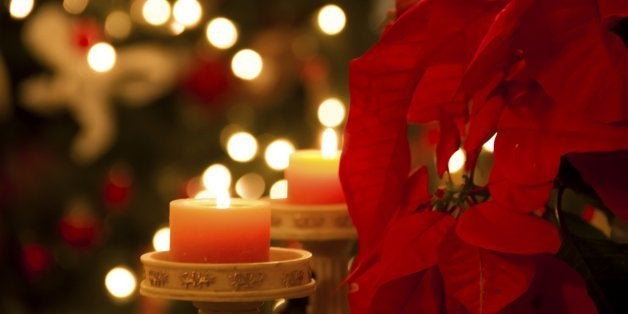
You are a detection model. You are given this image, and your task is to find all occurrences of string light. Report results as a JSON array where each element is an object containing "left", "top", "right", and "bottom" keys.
[
  {"left": 448, "top": 149, "right": 466, "bottom": 173},
  {"left": 87, "top": 43, "right": 117, "bottom": 73},
  {"left": 63, "top": 0, "right": 89, "bottom": 14},
  {"left": 483, "top": 133, "right": 496, "bottom": 153},
  {"left": 9, "top": 0, "right": 34, "bottom": 20},
  {"left": 227, "top": 132, "right": 258, "bottom": 162},
  {"left": 172, "top": 0, "right": 202, "bottom": 28},
  {"left": 231, "top": 49, "right": 263, "bottom": 80},
  {"left": 235, "top": 173, "right": 265, "bottom": 200},
  {"left": 142, "top": 0, "right": 171, "bottom": 26},
  {"left": 105, "top": 266, "right": 137, "bottom": 300},
  {"left": 206, "top": 17, "right": 238, "bottom": 49},
  {"left": 152, "top": 227, "right": 170, "bottom": 251},
  {"left": 317, "top": 4, "right": 346, "bottom": 35},
  {"left": 201, "top": 164, "right": 232, "bottom": 194},
  {"left": 265, "top": 139, "right": 295, "bottom": 170},
  {"left": 317, "top": 98, "right": 345, "bottom": 127},
  {"left": 269, "top": 179, "right": 288, "bottom": 199},
  {"left": 105, "top": 11, "right": 132, "bottom": 40}
]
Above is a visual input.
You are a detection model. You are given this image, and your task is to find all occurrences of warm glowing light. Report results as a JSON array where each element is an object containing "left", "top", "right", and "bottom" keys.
[
  {"left": 227, "top": 132, "right": 258, "bottom": 162},
  {"left": 142, "top": 0, "right": 171, "bottom": 26},
  {"left": 105, "top": 266, "right": 137, "bottom": 299},
  {"left": 483, "top": 133, "right": 496, "bottom": 153},
  {"left": 9, "top": 0, "right": 34, "bottom": 19},
  {"left": 87, "top": 43, "right": 117, "bottom": 73},
  {"left": 206, "top": 17, "right": 238, "bottom": 49},
  {"left": 105, "top": 11, "right": 132, "bottom": 39},
  {"left": 152, "top": 227, "right": 170, "bottom": 251},
  {"left": 169, "top": 21, "right": 185, "bottom": 35},
  {"left": 202, "top": 164, "right": 232, "bottom": 193},
  {"left": 270, "top": 179, "right": 288, "bottom": 199},
  {"left": 63, "top": 0, "right": 88, "bottom": 14},
  {"left": 172, "top": 0, "right": 202, "bottom": 27},
  {"left": 321, "top": 128, "right": 338, "bottom": 158},
  {"left": 318, "top": 97, "right": 345, "bottom": 127},
  {"left": 317, "top": 4, "right": 346, "bottom": 35},
  {"left": 265, "top": 139, "right": 295, "bottom": 170},
  {"left": 235, "top": 173, "right": 265, "bottom": 200},
  {"left": 448, "top": 148, "right": 466, "bottom": 173},
  {"left": 194, "top": 189, "right": 212, "bottom": 199},
  {"left": 216, "top": 189, "right": 231, "bottom": 209},
  {"left": 231, "top": 49, "right": 263, "bottom": 80}
]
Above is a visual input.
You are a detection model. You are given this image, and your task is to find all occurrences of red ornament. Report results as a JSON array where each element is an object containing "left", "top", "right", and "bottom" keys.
[
  {"left": 181, "top": 56, "right": 233, "bottom": 110},
  {"left": 72, "top": 19, "right": 103, "bottom": 52},
  {"left": 59, "top": 201, "right": 101, "bottom": 249},
  {"left": 103, "top": 164, "right": 133, "bottom": 212},
  {"left": 21, "top": 243, "right": 51, "bottom": 280}
]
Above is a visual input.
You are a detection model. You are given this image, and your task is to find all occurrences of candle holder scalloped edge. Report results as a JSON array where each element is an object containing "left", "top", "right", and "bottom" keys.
[
  {"left": 269, "top": 200, "right": 357, "bottom": 240},
  {"left": 139, "top": 247, "right": 316, "bottom": 303}
]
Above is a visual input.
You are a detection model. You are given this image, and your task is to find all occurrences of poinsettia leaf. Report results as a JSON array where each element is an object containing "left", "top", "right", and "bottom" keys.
[
  {"left": 464, "top": 95, "right": 505, "bottom": 171},
  {"left": 400, "top": 166, "right": 431, "bottom": 214},
  {"left": 597, "top": 0, "right": 628, "bottom": 22},
  {"left": 461, "top": 0, "right": 534, "bottom": 95},
  {"left": 457, "top": 201, "right": 562, "bottom": 254},
  {"left": 371, "top": 268, "right": 445, "bottom": 314},
  {"left": 489, "top": 161, "right": 554, "bottom": 213},
  {"left": 342, "top": 0, "right": 510, "bottom": 269},
  {"left": 516, "top": 0, "right": 628, "bottom": 124},
  {"left": 408, "top": 64, "right": 466, "bottom": 124},
  {"left": 494, "top": 84, "right": 628, "bottom": 189},
  {"left": 566, "top": 151, "right": 628, "bottom": 221},
  {"left": 502, "top": 254, "right": 598, "bottom": 314},
  {"left": 438, "top": 231, "right": 536, "bottom": 313},
  {"left": 346, "top": 211, "right": 455, "bottom": 311}
]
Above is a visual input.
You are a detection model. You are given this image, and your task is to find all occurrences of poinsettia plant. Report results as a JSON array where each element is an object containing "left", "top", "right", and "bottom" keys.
[{"left": 339, "top": 0, "right": 628, "bottom": 312}]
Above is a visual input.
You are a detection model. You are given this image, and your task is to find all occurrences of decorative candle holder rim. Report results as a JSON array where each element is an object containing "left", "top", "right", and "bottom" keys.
[
  {"left": 268, "top": 198, "right": 347, "bottom": 211},
  {"left": 141, "top": 247, "right": 312, "bottom": 268}
]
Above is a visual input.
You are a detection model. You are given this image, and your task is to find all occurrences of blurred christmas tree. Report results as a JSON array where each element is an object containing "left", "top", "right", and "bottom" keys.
[{"left": 0, "top": 0, "right": 383, "bottom": 312}]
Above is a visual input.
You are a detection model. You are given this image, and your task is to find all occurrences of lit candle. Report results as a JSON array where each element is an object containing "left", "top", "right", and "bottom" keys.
[
  {"left": 169, "top": 195, "right": 270, "bottom": 263},
  {"left": 284, "top": 128, "right": 345, "bottom": 204}
]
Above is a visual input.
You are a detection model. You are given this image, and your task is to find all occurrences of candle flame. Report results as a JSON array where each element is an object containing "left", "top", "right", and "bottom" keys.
[
  {"left": 216, "top": 189, "right": 231, "bottom": 209},
  {"left": 321, "top": 128, "right": 338, "bottom": 158}
]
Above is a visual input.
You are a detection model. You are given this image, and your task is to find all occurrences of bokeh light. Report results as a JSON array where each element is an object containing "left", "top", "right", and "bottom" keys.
[
  {"left": 483, "top": 133, "right": 496, "bottom": 153},
  {"left": 231, "top": 49, "right": 263, "bottom": 80},
  {"left": 448, "top": 148, "right": 467, "bottom": 173},
  {"left": 227, "top": 132, "right": 258, "bottom": 162},
  {"left": 172, "top": 0, "right": 202, "bottom": 28},
  {"left": 317, "top": 97, "right": 345, "bottom": 127},
  {"left": 105, "top": 11, "right": 132, "bottom": 39},
  {"left": 152, "top": 227, "right": 170, "bottom": 251},
  {"left": 87, "top": 43, "right": 117, "bottom": 73},
  {"left": 169, "top": 21, "right": 185, "bottom": 35},
  {"left": 206, "top": 17, "right": 238, "bottom": 49},
  {"left": 269, "top": 179, "right": 288, "bottom": 199},
  {"left": 142, "top": 0, "right": 171, "bottom": 26},
  {"left": 9, "top": 0, "right": 34, "bottom": 20},
  {"left": 201, "top": 164, "right": 232, "bottom": 193},
  {"left": 105, "top": 266, "right": 137, "bottom": 299},
  {"left": 63, "top": 0, "right": 89, "bottom": 14},
  {"left": 235, "top": 173, "right": 265, "bottom": 200},
  {"left": 317, "top": 4, "right": 346, "bottom": 35},
  {"left": 264, "top": 139, "right": 295, "bottom": 170}
]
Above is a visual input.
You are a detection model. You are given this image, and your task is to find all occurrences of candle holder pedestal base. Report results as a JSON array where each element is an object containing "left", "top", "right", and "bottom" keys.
[
  {"left": 270, "top": 201, "right": 356, "bottom": 314},
  {"left": 140, "top": 247, "right": 316, "bottom": 314}
]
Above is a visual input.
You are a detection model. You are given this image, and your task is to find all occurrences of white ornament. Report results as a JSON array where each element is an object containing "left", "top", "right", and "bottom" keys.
[{"left": 19, "top": 5, "right": 180, "bottom": 164}]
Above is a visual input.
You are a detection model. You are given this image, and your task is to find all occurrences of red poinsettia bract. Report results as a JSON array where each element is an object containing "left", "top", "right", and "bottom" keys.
[{"left": 340, "top": 0, "right": 628, "bottom": 312}]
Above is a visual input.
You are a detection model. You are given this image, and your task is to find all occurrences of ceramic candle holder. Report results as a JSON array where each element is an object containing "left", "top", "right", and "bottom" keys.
[
  {"left": 270, "top": 200, "right": 357, "bottom": 314},
  {"left": 140, "top": 247, "right": 316, "bottom": 314}
]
